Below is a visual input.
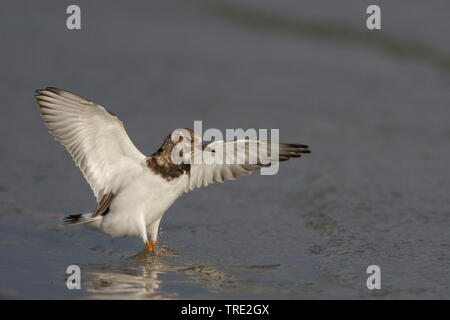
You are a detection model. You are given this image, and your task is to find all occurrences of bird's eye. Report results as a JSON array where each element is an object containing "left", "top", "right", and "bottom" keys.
[{"left": 178, "top": 136, "right": 184, "bottom": 142}]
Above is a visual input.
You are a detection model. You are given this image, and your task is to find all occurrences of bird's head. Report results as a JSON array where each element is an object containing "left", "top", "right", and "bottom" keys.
[{"left": 154, "top": 128, "right": 202, "bottom": 165}]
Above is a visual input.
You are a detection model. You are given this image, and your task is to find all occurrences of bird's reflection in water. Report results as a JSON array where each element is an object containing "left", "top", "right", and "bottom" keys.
[
  {"left": 85, "top": 247, "right": 179, "bottom": 299},
  {"left": 83, "top": 246, "right": 240, "bottom": 299}
]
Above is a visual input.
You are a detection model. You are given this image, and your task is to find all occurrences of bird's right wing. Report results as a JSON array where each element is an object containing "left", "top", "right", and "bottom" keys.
[
  {"left": 186, "top": 140, "right": 310, "bottom": 191},
  {"left": 35, "top": 87, "right": 146, "bottom": 202}
]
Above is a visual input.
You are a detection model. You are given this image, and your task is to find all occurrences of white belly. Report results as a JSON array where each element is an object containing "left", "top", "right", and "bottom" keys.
[{"left": 98, "top": 168, "right": 189, "bottom": 238}]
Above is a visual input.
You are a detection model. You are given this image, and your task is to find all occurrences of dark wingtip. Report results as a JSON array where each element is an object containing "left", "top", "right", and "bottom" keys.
[
  {"left": 62, "top": 214, "right": 83, "bottom": 225},
  {"left": 34, "top": 89, "right": 46, "bottom": 99},
  {"left": 285, "top": 143, "right": 309, "bottom": 149},
  {"left": 35, "top": 87, "right": 61, "bottom": 94},
  {"left": 282, "top": 143, "right": 311, "bottom": 154}
]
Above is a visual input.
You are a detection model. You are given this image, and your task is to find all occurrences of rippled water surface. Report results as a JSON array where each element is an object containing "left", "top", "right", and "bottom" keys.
[{"left": 0, "top": 0, "right": 449, "bottom": 299}]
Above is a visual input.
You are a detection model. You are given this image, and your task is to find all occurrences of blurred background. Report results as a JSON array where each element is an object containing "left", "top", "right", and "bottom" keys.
[{"left": 0, "top": 0, "right": 449, "bottom": 299}]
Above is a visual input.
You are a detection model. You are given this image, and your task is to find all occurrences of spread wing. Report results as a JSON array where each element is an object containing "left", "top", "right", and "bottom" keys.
[
  {"left": 187, "top": 140, "right": 310, "bottom": 191},
  {"left": 35, "top": 87, "right": 146, "bottom": 201}
]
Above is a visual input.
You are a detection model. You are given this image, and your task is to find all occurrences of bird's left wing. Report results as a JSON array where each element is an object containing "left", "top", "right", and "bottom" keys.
[
  {"left": 35, "top": 87, "right": 146, "bottom": 201},
  {"left": 186, "top": 140, "right": 310, "bottom": 191}
]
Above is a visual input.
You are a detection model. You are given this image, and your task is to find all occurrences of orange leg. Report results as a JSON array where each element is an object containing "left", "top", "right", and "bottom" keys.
[{"left": 145, "top": 240, "right": 157, "bottom": 252}]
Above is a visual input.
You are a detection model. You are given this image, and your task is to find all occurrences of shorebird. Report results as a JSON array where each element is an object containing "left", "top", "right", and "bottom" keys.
[{"left": 35, "top": 87, "right": 310, "bottom": 252}]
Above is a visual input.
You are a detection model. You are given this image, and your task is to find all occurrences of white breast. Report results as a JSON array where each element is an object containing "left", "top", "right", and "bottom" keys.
[{"left": 99, "top": 166, "right": 189, "bottom": 237}]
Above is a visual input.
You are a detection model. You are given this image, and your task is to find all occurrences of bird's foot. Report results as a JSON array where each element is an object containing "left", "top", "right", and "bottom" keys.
[{"left": 145, "top": 240, "right": 157, "bottom": 252}]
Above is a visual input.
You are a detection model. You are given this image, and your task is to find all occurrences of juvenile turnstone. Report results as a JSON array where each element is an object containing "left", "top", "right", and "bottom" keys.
[{"left": 35, "top": 88, "right": 310, "bottom": 252}]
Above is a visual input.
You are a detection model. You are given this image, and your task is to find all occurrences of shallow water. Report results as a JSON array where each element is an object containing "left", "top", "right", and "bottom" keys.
[{"left": 0, "top": 0, "right": 449, "bottom": 299}]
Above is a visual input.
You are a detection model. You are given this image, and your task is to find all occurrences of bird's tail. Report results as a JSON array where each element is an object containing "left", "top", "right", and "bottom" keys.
[{"left": 62, "top": 213, "right": 101, "bottom": 225}]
